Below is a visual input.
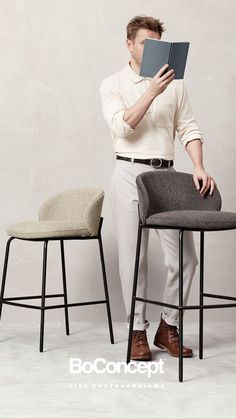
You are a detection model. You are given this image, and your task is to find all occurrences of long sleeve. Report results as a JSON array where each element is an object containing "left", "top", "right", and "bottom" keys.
[
  {"left": 99, "top": 77, "right": 135, "bottom": 142},
  {"left": 175, "top": 80, "right": 204, "bottom": 149}
]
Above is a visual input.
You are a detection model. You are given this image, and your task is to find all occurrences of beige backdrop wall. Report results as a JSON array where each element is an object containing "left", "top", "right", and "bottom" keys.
[{"left": 0, "top": 0, "right": 235, "bottom": 324}]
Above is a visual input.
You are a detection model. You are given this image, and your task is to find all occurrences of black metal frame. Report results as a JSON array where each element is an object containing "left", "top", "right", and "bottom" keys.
[
  {"left": 0, "top": 217, "right": 114, "bottom": 352},
  {"left": 126, "top": 204, "right": 236, "bottom": 382}
]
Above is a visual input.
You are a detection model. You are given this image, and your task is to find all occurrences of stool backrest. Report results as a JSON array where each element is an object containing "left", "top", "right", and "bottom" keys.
[
  {"left": 39, "top": 188, "right": 104, "bottom": 235},
  {"left": 136, "top": 171, "right": 222, "bottom": 224}
]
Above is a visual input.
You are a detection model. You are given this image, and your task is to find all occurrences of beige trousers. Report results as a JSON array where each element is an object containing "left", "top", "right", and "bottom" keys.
[{"left": 110, "top": 158, "right": 198, "bottom": 330}]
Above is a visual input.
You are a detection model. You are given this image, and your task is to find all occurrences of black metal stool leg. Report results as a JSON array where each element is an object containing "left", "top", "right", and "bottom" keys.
[
  {"left": 98, "top": 233, "right": 114, "bottom": 344},
  {"left": 199, "top": 231, "right": 204, "bottom": 359},
  {"left": 60, "top": 240, "right": 70, "bottom": 336},
  {"left": 126, "top": 223, "right": 143, "bottom": 364},
  {"left": 179, "top": 229, "right": 184, "bottom": 382},
  {"left": 39, "top": 240, "right": 48, "bottom": 352},
  {"left": 0, "top": 237, "right": 15, "bottom": 320}
]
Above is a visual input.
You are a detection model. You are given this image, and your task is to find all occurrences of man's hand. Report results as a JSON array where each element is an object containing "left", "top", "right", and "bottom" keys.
[
  {"left": 123, "top": 63, "right": 175, "bottom": 129},
  {"left": 147, "top": 64, "right": 175, "bottom": 98},
  {"left": 185, "top": 140, "right": 217, "bottom": 197},
  {"left": 193, "top": 167, "right": 217, "bottom": 197}
]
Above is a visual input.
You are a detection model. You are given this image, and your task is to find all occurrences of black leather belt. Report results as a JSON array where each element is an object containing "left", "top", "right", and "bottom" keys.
[{"left": 116, "top": 155, "right": 174, "bottom": 168}]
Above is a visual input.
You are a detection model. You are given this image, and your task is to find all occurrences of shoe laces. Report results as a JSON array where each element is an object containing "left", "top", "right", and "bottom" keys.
[
  {"left": 133, "top": 330, "right": 147, "bottom": 346},
  {"left": 167, "top": 325, "right": 180, "bottom": 345}
]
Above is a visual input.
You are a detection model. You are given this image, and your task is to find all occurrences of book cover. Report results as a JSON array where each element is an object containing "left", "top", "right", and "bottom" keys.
[{"left": 140, "top": 38, "right": 190, "bottom": 79}]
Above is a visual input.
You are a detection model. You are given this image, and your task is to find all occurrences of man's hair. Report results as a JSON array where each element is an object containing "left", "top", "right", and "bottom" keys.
[{"left": 126, "top": 15, "right": 166, "bottom": 41}]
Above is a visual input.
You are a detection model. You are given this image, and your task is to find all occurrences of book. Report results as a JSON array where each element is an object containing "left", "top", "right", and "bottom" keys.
[{"left": 139, "top": 38, "right": 190, "bottom": 79}]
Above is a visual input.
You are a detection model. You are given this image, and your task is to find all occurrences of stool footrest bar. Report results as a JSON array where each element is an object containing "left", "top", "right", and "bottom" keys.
[
  {"left": 135, "top": 297, "right": 236, "bottom": 310},
  {"left": 2, "top": 293, "right": 64, "bottom": 301},
  {"left": 1, "top": 299, "right": 108, "bottom": 311},
  {"left": 203, "top": 293, "right": 236, "bottom": 301}
]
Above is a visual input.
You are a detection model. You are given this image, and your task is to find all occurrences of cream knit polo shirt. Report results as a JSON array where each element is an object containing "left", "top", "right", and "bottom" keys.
[{"left": 99, "top": 61, "right": 203, "bottom": 160}]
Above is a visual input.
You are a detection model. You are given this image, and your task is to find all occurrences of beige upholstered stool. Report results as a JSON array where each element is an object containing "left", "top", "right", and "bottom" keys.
[{"left": 0, "top": 188, "right": 114, "bottom": 351}]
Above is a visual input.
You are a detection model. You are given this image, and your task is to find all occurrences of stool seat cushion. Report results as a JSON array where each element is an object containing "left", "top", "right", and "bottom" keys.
[
  {"left": 7, "top": 220, "right": 92, "bottom": 239},
  {"left": 146, "top": 210, "right": 236, "bottom": 231}
]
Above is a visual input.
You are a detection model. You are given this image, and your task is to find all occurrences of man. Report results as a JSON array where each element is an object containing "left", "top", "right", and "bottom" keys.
[{"left": 99, "top": 15, "right": 216, "bottom": 361}]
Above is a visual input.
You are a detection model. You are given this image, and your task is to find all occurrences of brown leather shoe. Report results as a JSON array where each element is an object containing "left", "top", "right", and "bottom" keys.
[
  {"left": 153, "top": 317, "right": 193, "bottom": 358},
  {"left": 131, "top": 330, "right": 152, "bottom": 361}
]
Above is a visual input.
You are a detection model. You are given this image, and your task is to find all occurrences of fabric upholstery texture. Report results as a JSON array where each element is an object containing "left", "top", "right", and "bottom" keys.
[
  {"left": 135, "top": 171, "right": 235, "bottom": 230},
  {"left": 7, "top": 188, "right": 104, "bottom": 239},
  {"left": 146, "top": 210, "right": 236, "bottom": 230}
]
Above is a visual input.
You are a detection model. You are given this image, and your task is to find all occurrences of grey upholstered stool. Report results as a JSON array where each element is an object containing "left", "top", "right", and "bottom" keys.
[
  {"left": 126, "top": 171, "right": 236, "bottom": 382},
  {"left": 0, "top": 187, "right": 114, "bottom": 351}
]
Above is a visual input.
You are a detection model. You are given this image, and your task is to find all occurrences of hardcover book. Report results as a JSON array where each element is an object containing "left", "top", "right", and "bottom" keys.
[{"left": 140, "top": 38, "right": 190, "bottom": 79}]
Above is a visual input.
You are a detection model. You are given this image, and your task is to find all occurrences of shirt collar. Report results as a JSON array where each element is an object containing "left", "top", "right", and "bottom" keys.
[{"left": 125, "top": 61, "right": 145, "bottom": 83}]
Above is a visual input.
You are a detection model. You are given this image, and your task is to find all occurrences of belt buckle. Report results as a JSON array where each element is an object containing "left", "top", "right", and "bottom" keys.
[{"left": 150, "top": 158, "right": 162, "bottom": 168}]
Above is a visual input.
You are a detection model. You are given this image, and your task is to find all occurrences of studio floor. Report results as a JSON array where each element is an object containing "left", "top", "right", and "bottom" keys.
[{"left": 0, "top": 321, "right": 235, "bottom": 419}]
